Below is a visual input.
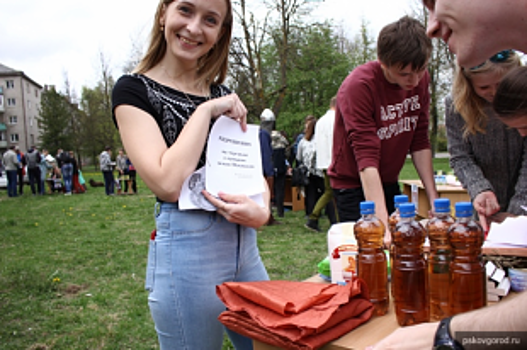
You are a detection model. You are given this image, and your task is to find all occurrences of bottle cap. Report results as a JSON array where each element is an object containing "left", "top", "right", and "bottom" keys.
[
  {"left": 360, "top": 201, "right": 375, "bottom": 215},
  {"left": 394, "top": 195, "right": 409, "bottom": 208},
  {"left": 399, "top": 203, "right": 416, "bottom": 218},
  {"left": 455, "top": 202, "right": 473, "bottom": 217},
  {"left": 434, "top": 198, "right": 451, "bottom": 213}
]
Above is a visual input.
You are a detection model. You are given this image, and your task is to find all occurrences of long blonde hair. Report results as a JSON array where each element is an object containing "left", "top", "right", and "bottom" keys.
[
  {"left": 452, "top": 51, "right": 521, "bottom": 136},
  {"left": 134, "top": 0, "right": 233, "bottom": 88}
]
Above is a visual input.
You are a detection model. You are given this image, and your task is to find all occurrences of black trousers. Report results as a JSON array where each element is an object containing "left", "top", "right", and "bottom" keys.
[
  {"left": 304, "top": 174, "right": 325, "bottom": 217},
  {"left": 28, "top": 167, "right": 42, "bottom": 194},
  {"left": 128, "top": 170, "right": 137, "bottom": 193},
  {"left": 102, "top": 170, "right": 114, "bottom": 195},
  {"left": 17, "top": 168, "right": 24, "bottom": 194},
  {"left": 273, "top": 172, "right": 286, "bottom": 217},
  {"left": 333, "top": 182, "right": 401, "bottom": 222}
]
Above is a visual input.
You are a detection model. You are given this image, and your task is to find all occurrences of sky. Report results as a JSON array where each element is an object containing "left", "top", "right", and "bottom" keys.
[{"left": 0, "top": 0, "right": 412, "bottom": 95}]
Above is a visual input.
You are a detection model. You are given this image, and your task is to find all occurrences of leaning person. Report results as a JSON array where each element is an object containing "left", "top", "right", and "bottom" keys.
[
  {"left": 493, "top": 66, "right": 527, "bottom": 137},
  {"left": 446, "top": 50, "right": 526, "bottom": 231},
  {"left": 328, "top": 16, "right": 438, "bottom": 246},
  {"left": 111, "top": 0, "right": 270, "bottom": 349}
]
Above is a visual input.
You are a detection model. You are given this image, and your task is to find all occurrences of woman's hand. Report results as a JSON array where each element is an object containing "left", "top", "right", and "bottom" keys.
[
  {"left": 202, "top": 190, "right": 270, "bottom": 228},
  {"left": 200, "top": 93, "right": 247, "bottom": 131},
  {"left": 473, "top": 191, "right": 500, "bottom": 232}
]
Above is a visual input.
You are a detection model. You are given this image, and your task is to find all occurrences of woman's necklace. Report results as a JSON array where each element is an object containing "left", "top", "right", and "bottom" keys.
[{"left": 161, "top": 65, "right": 209, "bottom": 108}]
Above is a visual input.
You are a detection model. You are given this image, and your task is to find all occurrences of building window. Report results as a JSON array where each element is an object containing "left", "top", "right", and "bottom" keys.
[
  {"left": 6, "top": 80, "right": 14, "bottom": 89},
  {"left": 10, "top": 134, "right": 19, "bottom": 142},
  {"left": 7, "top": 98, "right": 16, "bottom": 106},
  {"left": 9, "top": 116, "right": 17, "bottom": 124},
  {"left": 30, "top": 134, "right": 35, "bottom": 145},
  {"left": 29, "top": 117, "right": 33, "bottom": 126},
  {"left": 35, "top": 89, "right": 39, "bottom": 97},
  {"left": 0, "top": 132, "right": 5, "bottom": 141},
  {"left": 28, "top": 100, "right": 32, "bottom": 110}
]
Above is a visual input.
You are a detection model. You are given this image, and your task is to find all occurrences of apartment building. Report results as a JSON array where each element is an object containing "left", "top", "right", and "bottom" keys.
[{"left": 0, "top": 63, "right": 43, "bottom": 154}]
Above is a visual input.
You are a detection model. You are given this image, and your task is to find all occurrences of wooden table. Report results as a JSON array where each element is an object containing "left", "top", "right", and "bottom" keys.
[
  {"left": 283, "top": 176, "right": 305, "bottom": 212},
  {"left": 400, "top": 179, "right": 470, "bottom": 219},
  {"left": 253, "top": 271, "right": 523, "bottom": 350}
]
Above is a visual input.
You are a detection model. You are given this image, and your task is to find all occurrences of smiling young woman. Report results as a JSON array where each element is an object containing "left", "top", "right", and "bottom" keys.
[{"left": 111, "top": 0, "right": 271, "bottom": 349}]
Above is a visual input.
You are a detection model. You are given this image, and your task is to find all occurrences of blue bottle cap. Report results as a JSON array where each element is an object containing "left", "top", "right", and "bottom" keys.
[
  {"left": 360, "top": 201, "right": 375, "bottom": 215},
  {"left": 394, "top": 195, "right": 409, "bottom": 208},
  {"left": 434, "top": 198, "right": 451, "bottom": 213},
  {"left": 399, "top": 203, "right": 416, "bottom": 218},
  {"left": 455, "top": 202, "right": 473, "bottom": 217}
]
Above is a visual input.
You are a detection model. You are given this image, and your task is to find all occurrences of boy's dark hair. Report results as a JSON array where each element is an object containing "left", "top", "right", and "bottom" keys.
[
  {"left": 377, "top": 16, "right": 432, "bottom": 70},
  {"left": 493, "top": 66, "right": 527, "bottom": 118}
]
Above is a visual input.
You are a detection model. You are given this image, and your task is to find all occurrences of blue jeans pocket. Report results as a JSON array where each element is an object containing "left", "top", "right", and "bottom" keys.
[{"left": 145, "top": 239, "right": 156, "bottom": 292}]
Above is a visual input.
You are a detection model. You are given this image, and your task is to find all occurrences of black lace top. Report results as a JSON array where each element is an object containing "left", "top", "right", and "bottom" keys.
[{"left": 112, "top": 73, "right": 231, "bottom": 169}]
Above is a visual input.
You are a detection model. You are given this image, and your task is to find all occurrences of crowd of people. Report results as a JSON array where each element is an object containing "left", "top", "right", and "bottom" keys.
[
  {"left": 1, "top": 145, "right": 137, "bottom": 197},
  {"left": 108, "top": 0, "right": 527, "bottom": 348},
  {"left": 3, "top": 0, "right": 526, "bottom": 348},
  {"left": 1, "top": 145, "right": 82, "bottom": 196}
]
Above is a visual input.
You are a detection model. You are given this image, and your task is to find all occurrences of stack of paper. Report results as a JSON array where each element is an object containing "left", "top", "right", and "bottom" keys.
[{"left": 483, "top": 216, "right": 527, "bottom": 249}]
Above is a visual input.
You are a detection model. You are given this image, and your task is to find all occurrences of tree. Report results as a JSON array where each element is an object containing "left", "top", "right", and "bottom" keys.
[
  {"left": 411, "top": 1, "right": 455, "bottom": 155},
  {"left": 230, "top": 0, "right": 313, "bottom": 121},
  {"left": 275, "top": 22, "right": 352, "bottom": 137},
  {"left": 78, "top": 52, "right": 120, "bottom": 166},
  {"left": 346, "top": 19, "right": 377, "bottom": 68},
  {"left": 229, "top": 0, "right": 272, "bottom": 121},
  {"left": 38, "top": 86, "right": 76, "bottom": 154}
]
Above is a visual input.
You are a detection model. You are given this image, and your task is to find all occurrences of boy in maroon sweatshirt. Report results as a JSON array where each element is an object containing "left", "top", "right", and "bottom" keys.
[{"left": 328, "top": 16, "right": 438, "bottom": 245}]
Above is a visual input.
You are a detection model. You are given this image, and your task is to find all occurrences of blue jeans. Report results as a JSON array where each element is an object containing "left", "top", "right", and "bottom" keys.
[
  {"left": 102, "top": 171, "right": 114, "bottom": 195},
  {"left": 146, "top": 202, "right": 269, "bottom": 350},
  {"left": 6, "top": 170, "right": 17, "bottom": 197},
  {"left": 61, "top": 163, "right": 73, "bottom": 193}
]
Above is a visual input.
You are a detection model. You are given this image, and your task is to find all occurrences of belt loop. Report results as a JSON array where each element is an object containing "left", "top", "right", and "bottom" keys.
[{"left": 154, "top": 202, "right": 161, "bottom": 217}]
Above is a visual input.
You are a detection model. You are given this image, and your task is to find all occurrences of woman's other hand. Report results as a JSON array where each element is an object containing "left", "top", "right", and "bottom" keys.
[
  {"left": 202, "top": 190, "right": 270, "bottom": 228},
  {"left": 473, "top": 191, "right": 500, "bottom": 232}
]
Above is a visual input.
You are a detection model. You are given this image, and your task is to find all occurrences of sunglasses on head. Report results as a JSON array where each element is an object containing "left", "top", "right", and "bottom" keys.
[{"left": 469, "top": 50, "right": 513, "bottom": 71}]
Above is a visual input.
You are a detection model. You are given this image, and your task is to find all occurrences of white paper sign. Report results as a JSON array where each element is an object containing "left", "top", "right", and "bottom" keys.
[{"left": 206, "top": 116, "right": 264, "bottom": 196}]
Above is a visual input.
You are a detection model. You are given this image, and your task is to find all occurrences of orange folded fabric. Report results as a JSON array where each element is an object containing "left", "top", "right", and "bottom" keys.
[{"left": 216, "top": 279, "right": 374, "bottom": 350}]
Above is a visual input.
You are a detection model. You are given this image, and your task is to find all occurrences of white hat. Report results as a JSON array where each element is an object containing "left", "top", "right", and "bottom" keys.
[{"left": 260, "top": 108, "right": 275, "bottom": 121}]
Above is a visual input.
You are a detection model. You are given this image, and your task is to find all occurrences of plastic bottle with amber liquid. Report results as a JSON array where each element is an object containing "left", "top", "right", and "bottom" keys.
[
  {"left": 388, "top": 195, "right": 408, "bottom": 295},
  {"left": 392, "top": 202, "right": 429, "bottom": 326},
  {"left": 389, "top": 195, "right": 409, "bottom": 234},
  {"left": 448, "top": 202, "right": 487, "bottom": 316},
  {"left": 353, "top": 201, "right": 389, "bottom": 316},
  {"left": 426, "top": 198, "right": 455, "bottom": 321}
]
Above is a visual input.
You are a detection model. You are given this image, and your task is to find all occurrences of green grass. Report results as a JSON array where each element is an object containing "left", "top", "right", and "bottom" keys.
[{"left": 0, "top": 159, "right": 451, "bottom": 349}]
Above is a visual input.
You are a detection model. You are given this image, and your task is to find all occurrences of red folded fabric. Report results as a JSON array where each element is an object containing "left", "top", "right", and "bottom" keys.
[{"left": 216, "top": 279, "right": 374, "bottom": 350}]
